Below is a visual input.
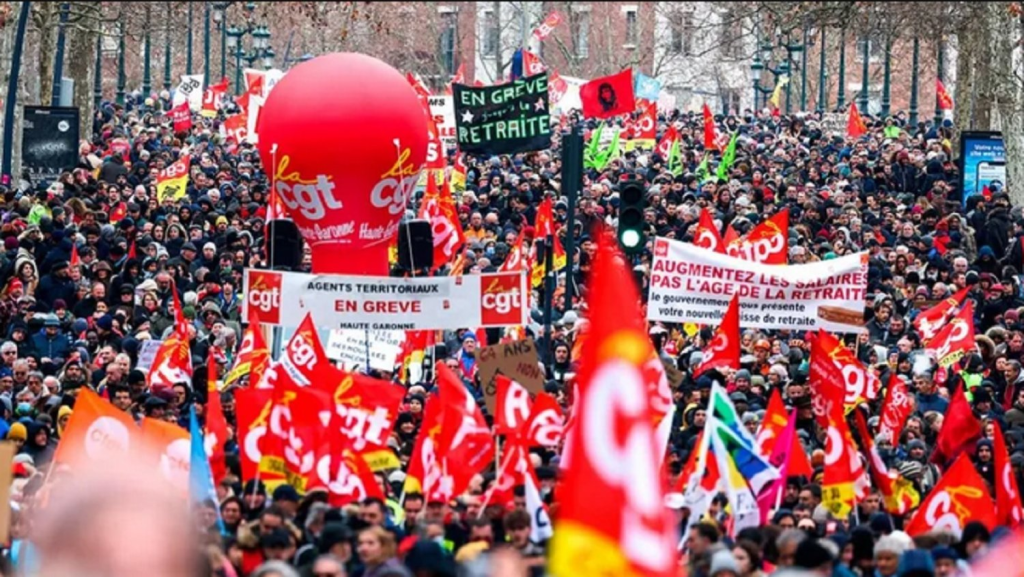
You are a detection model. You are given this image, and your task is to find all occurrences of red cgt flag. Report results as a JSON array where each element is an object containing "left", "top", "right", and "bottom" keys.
[
  {"left": 549, "top": 233, "right": 675, "bottom": 577},
  {"left": 580, "top": 70, "right": 636, "bottom": 120},
  {"left": 914, "top": 287, "right": 968, "bottom": 341},
  {"left": 532, "top": 11, "right": 564, "bottom": 41},
  {"left": 808, "top": 329, "right": 846, "bottom": 428},
  {"left": 847, "top": 102, "right": 867, "bottom": 138},
  {"left": 703, "top": 103, "right": 718, "bottom": 150},
  {"left": 524, "top": 391, "right": 564, "bottom": 448},
  {"left": 235, "top": 388, "right": 274, "bottom": 482},
  {"left": 906, "top": 452, "right": 996, "bottom": 536},
  {"left": 993, "top": 423, "right": 1024, "bottom": 527},
  {"left": 170, "top": 102, "right": 192, "bottom": 134},
  {"left": 931, "top": 385, "right": 981, "bottom": 467},
  {"left": 436, "top": 363, "right": 494, "bottom": 495},
  {"left": 205, "top": 348, "right": 230, "bottom": 484},
  {"left": 693, "top": 295, "right": 740, "bottom": 377},
  {"left": 725, "top": 208, "right": 789, "bottom": 265},
  {"left": 655, "top": 125, "right": 679, "bottom": 159},
  {"left": 813, "top": 329, "right": 881, "bottom": 408},
  {"left": 924, "top": 300, "right": 975, "bottom": 368},
  {"left": 692, "top": 207, "right": 724, "bottom": 253},
  {"left": 756, "top": 389, "right": 813, "bottom": 478},
  {"left": 877, "top": 374, "right": 914, "bottom": 445},
  {"left": 495, "top": 375, "right": 533, "bottom": 436}
]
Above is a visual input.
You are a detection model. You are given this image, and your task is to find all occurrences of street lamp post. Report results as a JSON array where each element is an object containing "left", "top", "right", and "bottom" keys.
[
  {"left": 817, "top": 28, "right": 827, "bottom": 113},
  {"left": 934, "top": 38, "right": 944, "bottom": 126},
  {"left": 837, "top": 27, "right": 846, "bottom": 110},
  {"left": 859, "top": 32, "right": 869, "bottom": 112},
  {"left": 881, "top": 38, "right": 891, "bottom": 117},
  {"left": 751, "top": 51, "right": 764, "bottom": 111},
  {"left": 228, "top": 16, "right": 272, "bottom": 95},
  {"left": 909, "top": 36, "right": 920, "bottom": 127},
  {"left": 94, "top": 33, "right": 103, "bottom": 107},
  {"left": 800, "top": 26, "right": 808, "bottom": 112},
  {"left": 204, "top": 2, "right": 211, "bottom": 85},
  {"left": 164, "top": 2, "right": 172, "bottom": 90},
  {"left": 117, "top": 23, "right": 126, "bottom": 106},
  {"left": 213, "top": 2, "right": 228, "bottom": 79},
  {"left": 51, "top": 3, "right": 69, "bottom": 106},
  {"left": 187, "top": 2, "right": 194, "bottom": 74},
  {"left": 1, "top": 0, "right": 31, "bottom": 186},
  {"left": 142, "top": 4, "right": 152, "bottom": 99}
]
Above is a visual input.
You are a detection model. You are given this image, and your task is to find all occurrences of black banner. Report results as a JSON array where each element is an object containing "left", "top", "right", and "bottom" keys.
[
  {"left": 453, "top": 72, "right": 550, "bottom": 155},
  {"left": 22, "top": 106, "right": 80, "bottom": 185}
]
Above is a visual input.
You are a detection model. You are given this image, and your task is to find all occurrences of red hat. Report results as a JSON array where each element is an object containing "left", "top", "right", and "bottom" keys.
[{"left": 8, "top": 278, "right": 22, "bottom": 293}]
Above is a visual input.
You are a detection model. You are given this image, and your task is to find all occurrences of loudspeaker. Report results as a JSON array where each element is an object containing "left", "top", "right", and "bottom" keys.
[
  {"left": 267, "top": 220, "right": 303, "bottom": 271},
  {"left": 398, "top": 219, "right": 433, "bottom": 271}
]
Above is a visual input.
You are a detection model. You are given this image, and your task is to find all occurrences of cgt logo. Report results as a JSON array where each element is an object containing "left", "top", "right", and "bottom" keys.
[
  {"left": 247, "top": 271, "right": 282, "bottom": 324},
  {"left": 481, "top": 274, "right": 522, "bottom": 326}
]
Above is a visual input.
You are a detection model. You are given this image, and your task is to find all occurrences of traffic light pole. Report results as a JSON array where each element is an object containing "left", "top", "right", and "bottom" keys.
[{"left": 561, "top": 122, "right": 583, "bottom": 313}]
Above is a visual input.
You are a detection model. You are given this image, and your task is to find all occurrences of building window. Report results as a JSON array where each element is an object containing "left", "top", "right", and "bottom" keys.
[
  {"left": 482, "top": 10, "right": 499, "bottom": 57},
  {"left": 624, "top": 9, "right": 638, "bottom": 47},
  {"left": 670, "top": 11, "right": 694, "bottom": 56},
  {"left": 439, "top": 11, "right": 458, "bottom": 74},
  {"left": 573, "top": 11, "right": 590, "bottom": 58}
]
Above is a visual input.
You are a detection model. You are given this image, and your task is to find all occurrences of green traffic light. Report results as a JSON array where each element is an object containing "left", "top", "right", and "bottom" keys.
[{"left": 621, "top": 229, "right": 642, "bottom": 248}]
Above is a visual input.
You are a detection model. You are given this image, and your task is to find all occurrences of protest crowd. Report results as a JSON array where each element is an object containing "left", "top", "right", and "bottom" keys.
[{"left": 0, "top": 30, "right": 1022, "bottom": 577}]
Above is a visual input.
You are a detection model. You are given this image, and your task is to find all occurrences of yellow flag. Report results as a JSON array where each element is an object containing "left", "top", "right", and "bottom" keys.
[
  {"left": 769, "top": 75, "right": 789, "bottom": 109},
  {"left": 156, "top": 157, "right": 191, "bottom": 203}
]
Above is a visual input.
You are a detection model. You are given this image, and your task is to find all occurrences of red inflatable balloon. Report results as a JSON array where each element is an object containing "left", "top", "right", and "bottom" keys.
[{"left": 257, "top": 53, "right": 428, "bottom": 275}]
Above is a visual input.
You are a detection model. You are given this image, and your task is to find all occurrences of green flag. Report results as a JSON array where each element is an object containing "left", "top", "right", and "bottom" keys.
[
  {"left": 715, "top": 133, "right": 738, "bottom": 182},
  {"left": 584, "top": 122, "right": 621, "bottom": 171},
  {"left": 694, "top": 153, "right": 709, "bottom": 182},
  {"left": 668, "top": 138, "right": 684, "bottom": 177},
  {"left": 584, "top": 122, "right": 604, "bottom": 169}
]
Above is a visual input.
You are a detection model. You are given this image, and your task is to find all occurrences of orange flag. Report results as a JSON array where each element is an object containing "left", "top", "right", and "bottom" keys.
[
  {"left": 53, "top": 388, "right": 138, "bottom": 467},
  {"left": 847, "top": 103, "right": 867, "bottom": 138},
  {"left": 931, "top": 386, "right": 981, "bottom": 466},
  {"left": 692, "top": 294, "right": 740, "bottom": 377},
  {"left": 993, "top": 424, "right": 1024, "bottom": 527},
  {"left": 70, "top": 243, "right": 81, "bottom": 268},
  {"left": 550, "top": 233, "right": 675, "bottom": 577},
  {"left": 140, "top": 417, "right": 192, "bottom": 493},
  {"left": 906, "top": 453, "right": 996, "bottom": 536},
  {"left": 205, "top": 348, "right": 230, "bottom": 484}
]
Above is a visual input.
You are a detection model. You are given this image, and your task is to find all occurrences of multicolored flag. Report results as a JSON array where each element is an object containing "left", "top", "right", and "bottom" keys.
[
  {"left": 190, "top": 406, "right": 227, "bottom": 534},
  {"left": 156, "top": 156, "right": 191, "bottom": 203}
]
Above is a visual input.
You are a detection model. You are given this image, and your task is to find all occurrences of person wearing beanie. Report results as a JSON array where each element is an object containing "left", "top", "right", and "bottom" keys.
[
  {"left": 874, "top": 534, "right": 911, "bottom": 577},
  {"left": 793, "top": 538, "right": 834, "bottom": 574},
  {"left": 7, "top": 422, "right": 27, "bottom": 447},
  {"left": 930, "top": 547, "right": 958, "bottom": 577},
  {"left": 898, "top": 550, "right": 935, "bottom": 577},
  {"left": 710, "top": 549, "right": 740, "bottom": 577}
]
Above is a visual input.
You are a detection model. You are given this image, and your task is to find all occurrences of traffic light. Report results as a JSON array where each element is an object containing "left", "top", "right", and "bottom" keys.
[{"left": 617, "top": 173, "right": 646, "bottom": 254}]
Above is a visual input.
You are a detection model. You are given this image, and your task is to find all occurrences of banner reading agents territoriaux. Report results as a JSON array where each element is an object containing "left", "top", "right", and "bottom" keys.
[
  {"left": 647, "top": 237, "right": 869, "bottom": 333},
  {"left": 244, "top": 269, "right": 528, "bottom": 331}
]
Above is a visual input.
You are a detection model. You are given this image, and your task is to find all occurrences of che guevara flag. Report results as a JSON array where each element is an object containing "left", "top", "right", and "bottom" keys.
[
  {"left": 580, "top": 69, "right": 635, "bottom": 120},
  {"left": 156, "top": 156, "right": 191, "bottom": 204},
  {"left": 550, "top": 232, "right": 675, "bottom": 577}
]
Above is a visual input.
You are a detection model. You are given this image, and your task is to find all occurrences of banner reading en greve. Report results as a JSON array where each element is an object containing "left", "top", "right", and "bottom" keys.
[
  {"left": 244, "top": 269, "right": 529, "bottom": 331},
  {"left": 453, "top": 72, "right": 551, "bottom": 156},
  {"left": 648, "top": 237, "right": 869, "bottom": 333}
]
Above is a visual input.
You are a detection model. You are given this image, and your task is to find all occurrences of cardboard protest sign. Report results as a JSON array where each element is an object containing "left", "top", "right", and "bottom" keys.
[
  {"left": 326, "top": 329, "right": 405, "bottom": 372},
  {"left": 135, "top": 339, "right": 164, "bottom": 373},
  {"left": 453, "top": 72, "right": 551, "bottom": 155},
  {"left": 821, "top": 113, "right": 845, "bottom": 136},
  {"left": 477, "top": 339, "right": 544, "bottom": 414},
  {"left": 0, "top": 442, "right": 14, "bottom": 543}
]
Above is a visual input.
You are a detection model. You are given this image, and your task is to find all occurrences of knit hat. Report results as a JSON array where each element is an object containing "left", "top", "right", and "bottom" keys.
[
  {"left": 7, "top": 422, "right": 27, "bottom": 441},
  {"left": 710, "top": 550, "right": 740, "bottom": 577},
  {"left": 898, "top": 549, "right": 935, "bottom": 577},
  {"left": 874, "top": 534, "right": 911, "bottom": 558},
  {"left": 794, "top": 539, "right": 835, "bottom": 570}
]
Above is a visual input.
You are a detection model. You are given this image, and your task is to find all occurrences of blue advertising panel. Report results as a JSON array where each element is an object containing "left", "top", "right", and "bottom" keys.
[{"left": 959, "top": 131, "right": 1005, "bottom": 204}]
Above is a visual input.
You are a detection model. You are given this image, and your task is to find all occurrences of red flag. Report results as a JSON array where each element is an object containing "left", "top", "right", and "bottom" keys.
[
  {"left": 259, "top": 313, "right": 331, "bottom": 388},
  {"left": 205, "top": 348, "right": 229, "bottom": 484},
  {"left": 931, "top": 385, "right": 981, "bottom": 466},
  {"left": 419, "top": 176, "right": 466, "bottom": 269},
  {"left": 847, "top": 102, "right": 867, "bottom": 138},
  {"left": 436, "top": 363, "right": 494, "bottom": 496},
  {"left": 692, "top": 208, "right": 724, "bottom": 253},
  {"left": 404, "top": 397, "right": 452, "bottom": 502},
  {"left": 703, "top": 103, "right": 718, "bottom": 150},
  {"left": 548, "top": 70, "right": 569, "bottom": 105},
  {"left": 499, "top": 228, "right": 532, "bottom": 273},
  {"left": 315, "top": 369, "right": 406, "bottom": 461},
  {"left": 756, "top": 389, "right": 813, "bottom": 478},
  {"left": 128, "top": 240, "right": 137, "bottom": 260},
  {"left": 808, "top": 330, "right": 846, "bottom": 427},
  {"left": 914, "top": 287, "right": 968, "bottom": 341},
  {"left": 993, "top": 423, "right": 1024, "bottom": 527},
  {"left": 631, "top": 100, "right": 657, "bottom": 145},
  {"left": 936, "top": 79, "right": 954, "bottom": 111},
  {"left": 693, "top": 295, "right": 740, "bottom": 377},
  {"left": 313, "top": 432, "right": 384, "bottom": 508},
  {"left": 814, "top": 329, "right": 881, "bottom": 408},
  {"left": 261, "top": 372, "right": 332, "bottom": 492},
  {"left": 147, "top": 330, "right": 192, "bottom": 390},
  {"left": 201, "top": 77, "right": 229, "bottom": 118},
  {"left": 484, "top": 438, "right": 530, "bottom": 506},
  {"left": 532, "top": 11, "right": 564, "bottom": 41},
  {"left": 924, "top": 300, "right": 976, "bottom": 368},
  {"left": 495, "top": 375, "right": 533, "bottom": 436},
  {"left": 450, "top": 62, "right": 466, "bottom": 88},
  {"left": 877, "top": 374, "right": 914, "bottom": 445},
  {"left": 906, "top": 453, "right": 996, "bottom": 536},
  {"left": 170, "top": 102, "right": 192, "bottom": 134},
  {"left": 549, "top": 233, "right": 675, "bottom": 577},
  {"left": 235, "top": 388, "right": 275, "bottom": 482},
  {"left": 725, "top": 208, "right": 788, "bottom": 265},
  {"left": 853, "top": 410, "right": 920, "bottom": 516},
  {"left": 522, "top": 49, "right": 546, "bottom": 77},
  {"left": 524, "top": 391, "right": 564, "bottom": 448},
  {"left": 225, "top": 323, "right": 270, "bottom": 387},
  {"left": 821, "top": 409, "right": 868, "bottom": 518},
  {"left": 69, "top": 242, "right": 81, "bottom": 268},
  {"left": 655, "top": 125, "right": 679, "bottom": 159},
  {"left": 580, "top": 70, "right": 636, "bottom": 120},
  {"left": 221, "top": 113, "right": 248, "bottom": 145},
  {"left": 171, "top": 283, "right": 187, "bottom": 333}
]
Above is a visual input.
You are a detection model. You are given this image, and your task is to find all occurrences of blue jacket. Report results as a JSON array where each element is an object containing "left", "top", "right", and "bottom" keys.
[
  {"left": 916, "top": 391, "right": 949, "bottom": 415},
  {"left": 31, "top": 330, "right": 71, "bottom": 363}
]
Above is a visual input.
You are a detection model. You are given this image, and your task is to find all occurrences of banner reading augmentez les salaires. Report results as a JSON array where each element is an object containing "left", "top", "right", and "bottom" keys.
[{"left": 453, "top": 72, "right": 551, "bottom": 156}]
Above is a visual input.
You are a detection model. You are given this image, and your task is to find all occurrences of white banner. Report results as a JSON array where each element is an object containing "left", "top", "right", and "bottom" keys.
[
  {"left": 647, "top": 237, "right": 869, "bottom": 333},
  {"left": 173, "top": 74, "right": 205, "bottom": 112},
  {"left": 244, "top": 269, "right": 528, "bottom": 330},
  {"left": 428, "top": 95, "right": 457, "bottom": 149},
  {"left": 326, "top": 329, "right": 405, "bottom": 372}
]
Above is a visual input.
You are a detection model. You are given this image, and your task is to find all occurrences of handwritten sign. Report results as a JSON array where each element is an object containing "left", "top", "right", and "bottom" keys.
[{"left": 477, "top": 338, "right": 544, "bottom": 414}]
